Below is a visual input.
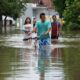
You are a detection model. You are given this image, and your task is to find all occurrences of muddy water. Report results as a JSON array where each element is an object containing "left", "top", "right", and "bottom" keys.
[{"left": 0, "top": 30, "right": 80, "bottom": 80}]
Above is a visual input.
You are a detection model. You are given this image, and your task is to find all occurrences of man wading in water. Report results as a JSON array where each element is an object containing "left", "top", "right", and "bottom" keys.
[
  {"left": 51, "top": 15, "right": 61, "bottom": 39},
  {"left": 31, "top": 13, "right": 52, "bottom": 55}
]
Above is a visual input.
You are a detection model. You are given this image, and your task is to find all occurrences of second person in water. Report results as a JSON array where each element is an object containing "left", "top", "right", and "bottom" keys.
[{"left": 51, "top": 15, "right": 62, "bottom": 39}]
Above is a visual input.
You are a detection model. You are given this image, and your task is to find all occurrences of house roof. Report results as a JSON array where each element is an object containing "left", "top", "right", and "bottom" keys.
[{"left": 32, "top": 0, "right": 53, "bottom": 9}]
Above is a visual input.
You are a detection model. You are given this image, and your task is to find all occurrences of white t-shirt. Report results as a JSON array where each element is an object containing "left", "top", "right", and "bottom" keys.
[
  {"left": 24, "top": 24, "right": 33, "bottom": 39},
  {"left": 24, "top": 24, "right": 33, "bottom": 32},
  {"left": 23, "top": 24, "right": 37, "bottom": 39}
]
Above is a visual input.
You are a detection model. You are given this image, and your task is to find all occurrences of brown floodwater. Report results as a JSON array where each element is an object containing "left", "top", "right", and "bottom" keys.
[{"left": 0, "top": 30, "right": 80, "bottom": 80}]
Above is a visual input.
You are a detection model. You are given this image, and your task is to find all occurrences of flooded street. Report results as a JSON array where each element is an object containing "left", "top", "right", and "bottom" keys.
[{"left": 0, "top": 29, "right": 80, "bottom": 80}]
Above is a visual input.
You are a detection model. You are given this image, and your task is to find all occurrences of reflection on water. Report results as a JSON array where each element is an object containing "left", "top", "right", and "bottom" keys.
[
  {"left": 0, "top": 30, "right": 80, "bottom": 80},
  {"left": 38, "top": 40, "right": 64, "bottom": 80},
  {"left": 62, "top": 47, "right": 80, "bottom": 80}
]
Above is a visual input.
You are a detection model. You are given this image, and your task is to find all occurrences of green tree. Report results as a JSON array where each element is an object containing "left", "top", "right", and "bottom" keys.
[
  {"left": 63, "top": 0, "right": 80, "bottom": 30},
  {"left": 0, "top": 0, "right": 25, "bottom": 32},
  {"left": 0, "top": 0, "right": 30, "bottom": 33},
  {"left": 0, "top": 0, "right": 30, "bottom": 19},
  {"left": 52, "top": 0, "right": 66, "bottom": 17}
]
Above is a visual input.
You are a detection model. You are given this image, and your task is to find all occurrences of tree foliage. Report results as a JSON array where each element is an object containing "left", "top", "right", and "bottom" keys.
[
  {"left": 52, "top": 0, "right": 66, "bottom": 17},
  {"left": 63, "top": 0, "right": 80, "bottom": 30},
  {"left": 0, "top": 0, "right": 30, "bottom": 19}
]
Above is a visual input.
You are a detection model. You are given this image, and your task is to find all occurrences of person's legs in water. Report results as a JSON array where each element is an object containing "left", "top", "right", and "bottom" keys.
[
  {"left": 39, "top": 38, "right": 51, "bottom": 57},
  {"left": 51, "top": 36, "right": 59, "bottom": 39}
]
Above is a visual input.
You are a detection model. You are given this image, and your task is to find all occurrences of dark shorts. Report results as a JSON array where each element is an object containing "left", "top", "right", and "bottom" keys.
[{"left": 51, "top": 36, "right": 59, "bottom": 39}]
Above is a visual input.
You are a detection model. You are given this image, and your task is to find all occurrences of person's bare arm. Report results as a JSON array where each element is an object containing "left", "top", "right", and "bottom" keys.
[
  {"left": 32, "top": 27, "right": 37, "bottom": 33},
  {"left": 44, "top": 28, "right": 52, "bottom": 35}
]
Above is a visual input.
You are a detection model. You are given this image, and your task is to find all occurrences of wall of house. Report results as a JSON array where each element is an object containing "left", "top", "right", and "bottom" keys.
[{"left": 33, "top": 7, "right": 47, "bottom": 20}]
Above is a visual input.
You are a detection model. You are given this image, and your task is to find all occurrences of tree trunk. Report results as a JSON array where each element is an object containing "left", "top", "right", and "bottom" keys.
[
  {"left": 0, "top": 15, "right": 2, "bottom": 34},
  {"left": 4, "top": 16, "right": 7, "bottom": 33}
]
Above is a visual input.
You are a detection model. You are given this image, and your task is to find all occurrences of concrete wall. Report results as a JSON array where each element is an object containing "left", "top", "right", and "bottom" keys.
[{"left": 33, "top": 7, "right": 47, "bottom": 20}]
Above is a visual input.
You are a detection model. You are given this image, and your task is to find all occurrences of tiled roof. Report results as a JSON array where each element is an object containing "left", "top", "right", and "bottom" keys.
[{"left": 32, "top": 0, "right": 53, "bottom": 8}]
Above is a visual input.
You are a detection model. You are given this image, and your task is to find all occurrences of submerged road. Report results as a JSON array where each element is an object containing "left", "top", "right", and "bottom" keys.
[{"left": 0, "top": 30, "right": 80, "bottom": 80}]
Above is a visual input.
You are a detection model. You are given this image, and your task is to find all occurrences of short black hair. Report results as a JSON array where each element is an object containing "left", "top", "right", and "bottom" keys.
[
  {"left": 52, "top": 15, "right": 56, "bottom": 18},
  {"left": 40, "top": 13, "right": 45, "bottom": 18}
]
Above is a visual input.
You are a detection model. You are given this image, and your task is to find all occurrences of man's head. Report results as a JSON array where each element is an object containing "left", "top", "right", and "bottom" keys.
[
  {"left": 40, "top": 13, "right": 46, "bottom": 22},
  {"left": 33, "top": 17, "right": 36, "bottom": 23},
  {"left": 52, "top": 15, "right": 57, "bottom": 21}
]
